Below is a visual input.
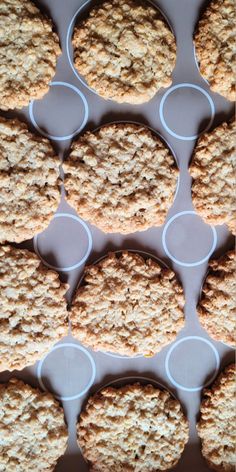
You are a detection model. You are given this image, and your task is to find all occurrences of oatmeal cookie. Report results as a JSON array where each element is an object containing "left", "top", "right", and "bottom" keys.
[
  {"left": 197, "top": 250, "right": 235, "bottom": 347},
  {"left": 190, "top": 121, "right": 235, "bottom": 234},
  {"left": 197, "top": 364, "right": 236, "bottom": 471},
  {"left": 70, "top": 251, "right": 184, "bottom": 356},
  {"left": 0, "top": 0, "right": 60, "bottom": 110},
  {"left": 72, "top": 0, "right": 176, "bottom": 103},
  {"left": 63, "top": 123, "right": 178, "bottom": 234},
  {"left": 0, "top": 245, "right": 68, "bottom": 371},
  {"left": 78, "top": 382, "right": 189, "bottom": 471},
  {"left": 194, "top": 0, "right": 235, "bottom": 101},
  {"left": 0, "top": 116, "right": 61, "bottom": 243},
  {"left": 0, "top": 378, "right": 67, "bottom": 471}
]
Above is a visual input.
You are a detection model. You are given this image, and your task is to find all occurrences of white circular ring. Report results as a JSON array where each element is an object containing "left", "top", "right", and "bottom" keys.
[
  {"left": 66, "top": 0, "right": 174, "bottom": 95},
  {"left": 99, "top": 376, "right": 176, "bottom": 399},
  {"left": 37, "top": 343, "right": 96, "bottom": 401},
  {"left": 66, "top": 0, "right": 100, "bottom": 95},
  {"left": 102, "top": 351, "right": 143, "bottom": 360},
  {"left": 29, "top": 81, "right": 89, "bottom": 141},
  {"left": 162, "top": 211, "right": 217, "bottom": 267},
  {"left": 159, "top": 83, "right": 215, "bottom": 140},
  {"left": 193, "top": 45, "right": 210, "bottom": 86},
  {"left": 165, "top": 336, "right": 220, "bottom": 392},
  {"left": 33, "top": 213, "right": 93, "bottom": 272}
]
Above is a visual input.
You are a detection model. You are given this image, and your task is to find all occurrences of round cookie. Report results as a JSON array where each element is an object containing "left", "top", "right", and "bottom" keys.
[
  {"left": 63, "top": 124, "right": 178, "bottom": 234},
  {"left": 0, "top": 378, "right": 67, "bottom": 471},
  {"left": 78, "top": 382, "right": 189, "bottom": 471},
  {"left": 0, "top": 0, "right": 60, "bottom": 110},
  {"left": 190, "top": 121, "right": 235, "bottom": 235},
  {"left": 197, "top": 250, "right": 235, "bottom": 347},
  {"left": 0, "top": 116, "right": 61, "bottom": 243},
  {"left": 70, "top": 251, "right": 184, "bottom": 356},
  {"left": 0, "top": 245, "right": 68, "bottom": 371},
  {"left": 72, "top": 0, "right": 176, "bottom": 104},
  {"left": 197, "top": 364, "right": 236, "bottom": 471},
  {"left": 194, "top": 0, "right": 235, "bottom": 101}
]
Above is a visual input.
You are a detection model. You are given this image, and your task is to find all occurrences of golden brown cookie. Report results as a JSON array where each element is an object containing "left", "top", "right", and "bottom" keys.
[
  {"left": 194, "top": 0, "right": 235, "bottom": 101},
  {"left": 78, "top": 382, "right": 189, "bottom": 471},
  {"left": 63, "top": 123, "right": 178, "bottom": 234},
  {"left": 197, "top": 250, "right": 235, "bottom": 347},
  {"left": 0, "top": 0, "right": 60, "bottom": 110},
  {"left": 0, "top": 378, "right": 67, "bottom": 471},
  {"left": 0, "top": 116, "right": 61, "bottom": 243},
  {"left": 0, "top": 245, "right": 68, "bottom": 371},
  {"left": 190, "top": 121, "right": 235, "bottom": 234},
  {"left": 70, "top": 251, "right": 184, "bottom": 356},
  {"left": 72, "top": 0, "right": 176, "bottom": 104},
  {"left": 197, "top": 364, "right": 236, "bottom": 472}
]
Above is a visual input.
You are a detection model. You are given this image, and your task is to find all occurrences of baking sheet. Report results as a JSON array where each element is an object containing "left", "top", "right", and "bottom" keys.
[{"left": 0, "top": 0, "right": 235, "bottom": 471}]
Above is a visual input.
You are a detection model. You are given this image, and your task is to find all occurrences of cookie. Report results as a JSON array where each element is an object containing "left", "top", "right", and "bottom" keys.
[
  {"left": 0, "top": 116, "right": 61, "bottom": 243},
  {"left": 63, "top": 123, "right": 178, "bottom": 234},
  {"left": 78, "top": 382, "right": 189, "bottom": 471},
  {"left": 0, "top": 0, "right": 60, "bottom": 110},
  {"left": 197, "top": 364, "right": 236, "bottom": 472},
  {"left": 197, "top": 250, "right": 235, "bottom": 347},
  {"left": 0, "top": 245, "right": 68, "bottom": 371},
  {"left": 0, "top": 378, "right": 67, "bottom": 471},
  {"left": 194, "top": 0, "right": 235, "bottom": 101},
  {"left": 190, "top": 121, "right": 235, "bottom": 235},
  {"left": 70, "top": 251, "right": 184, "bottom": 356},
  {"left": 72, "top": 0, "right": 176, "bottom": 104}
]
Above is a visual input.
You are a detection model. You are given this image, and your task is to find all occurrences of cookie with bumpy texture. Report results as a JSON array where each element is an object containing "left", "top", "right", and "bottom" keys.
[
  {"left": 197, "top": 364, "right": 236, "bottom": 472},
  {"left": 0, "top": 0, "right": 60, "bottom": 110},
  {"left": 78, "top": 382, "right": 189, "bottom": 471},
  {"left": 72, "top": 0, "right": 176, "bottom": 104},
  {"left": 63, "top": 124, "right": 178, "bottom": 234},
  {"left": 0, "top": 116, "right": 61, "bottom": 243},
  {"left": 0, "top": 378, "right": 67, "bottom": 471},
  {"left": 194, "top": 0, "right": 235, "bottom": 101},
  {"left": 0, "top": 245, "right": 68, "bottom": 371},
  {"left": 190, "top": 121, "right": 235, "bottom": 235},
  {"left": 198, "top": 250, "right": 235, "bottom": 347},
  {"left": 70, "top": 252, "right": 184, "bottom": 356}
]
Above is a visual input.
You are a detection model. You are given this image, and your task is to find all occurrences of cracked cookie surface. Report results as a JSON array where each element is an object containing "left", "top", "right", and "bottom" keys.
[
  {"left": 198, "top": 250, "right": 235, "bottom": 347},
  {"left": 78, "top": 382, "right": 189, "bottom": 471},
  {"left": 70, "top": 251, "right": 184, "bottom": 356},
  {"left": 0, "top": 116, "right": 61, "bottom": 243},
  {"left": 197, "top": 364, "right": 236, "bottom": 471},
  {"left": 0, "top": 245, "right": 68, "bottom": 371},
  {"left": 0, "top": 378, "right": 67, "bottom": 471},
  {"left": 190, "top": 121, "right": 235, "bottom": 235},
  {"left": 194, "top": 0, "right": 235, "bottom": 101},
  {"left": 0, "top": 0, "right": 60, "bottom": 110},
  {"left": 63, "top": 123, "right": 178, "bottom": 234},
  {"left": 72, "top": 0, "right": 176, "bottom": 104}
]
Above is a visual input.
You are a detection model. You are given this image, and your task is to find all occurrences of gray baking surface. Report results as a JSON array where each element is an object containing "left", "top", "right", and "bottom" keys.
[{"left": 0, "top": 0, "right": 235, "bottom": 471}]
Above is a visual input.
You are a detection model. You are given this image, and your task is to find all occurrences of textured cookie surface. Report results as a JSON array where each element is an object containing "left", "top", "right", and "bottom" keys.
[
  {"left": 0, "top": 117, "right": 60, "bottom": 243},
  {"left": 0, "top": 378, "right": 67, "bottom": 471},
  {"left": 73, "top": 0, "right": 176, "bottom": 104},
  {"left": 0, "top": 245, "right": 67, "bottom": 371},
  {"left": 63, "top": 124, "right": 178, "bottom": 233},
  {"left": 70, "top": 252, "right": 184, "bottom": 356},
  {"left": 191, "top": 121, "right": 235, "bottom": 235},
  {"left": 0, "top": 0, "right": 60, "bottom": 110},
  {"left": 197, "top": 364, "right": 236, "bottom": 471},
  {"left": 78, "top": 382, "right": 189, "bottom": 471},
  {"left": 195, "top": 0, "right": 235, "bottom": 101},
  {"left": 198, "top": 251, "right": 235, "bottom": 347}
]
